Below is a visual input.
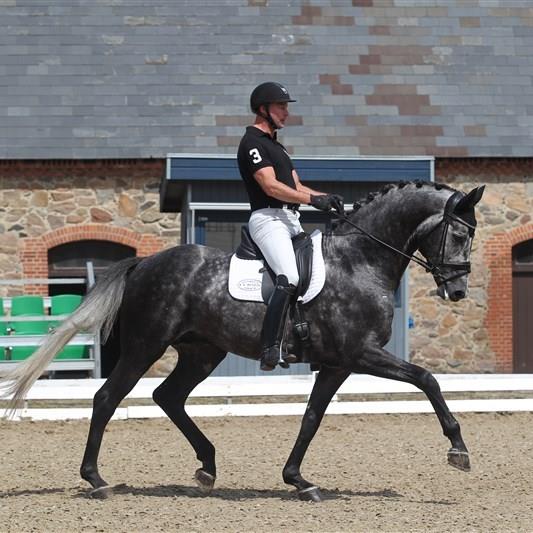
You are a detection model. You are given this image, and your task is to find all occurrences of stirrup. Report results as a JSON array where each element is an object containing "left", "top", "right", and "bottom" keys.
[
  {"left": 283, "top": 353, "right": 298, "bottom": 364},
  {"left": 260, "top": 345, "right": 297, "bottom": 371}
]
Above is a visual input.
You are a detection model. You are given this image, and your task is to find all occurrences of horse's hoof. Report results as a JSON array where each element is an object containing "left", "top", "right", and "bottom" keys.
[
  {"left": 194, "top": 468, "right": 216, "bottom": 495},
  {"left": 89, "top": 485, "right": 113, "bottom": 499},
  {"left": 297, "top": 486, "right": 323, "bottom": 502},
  {"left": 447, "top": 449, "right": 471, "bottom": 472}
]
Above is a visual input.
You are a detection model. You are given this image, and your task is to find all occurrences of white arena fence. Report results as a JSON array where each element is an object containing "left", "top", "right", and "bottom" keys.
[{"left": 2, "top": 373, "right": 533, "bottom": 421}]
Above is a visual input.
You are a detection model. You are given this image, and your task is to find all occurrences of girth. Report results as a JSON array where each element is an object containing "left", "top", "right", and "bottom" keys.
[{"left": 235, "top": 225, "right": 314, "bottom": 298}]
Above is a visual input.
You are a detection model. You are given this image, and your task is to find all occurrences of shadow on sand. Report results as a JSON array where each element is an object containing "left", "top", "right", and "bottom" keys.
[
  {"left": 72, "top": 483, "right": 454, "bottom": 505},
  {"left": 0, "top": 487, "right": 65, "bottom": 498},
  {"left": 0, "top": 483, "right": 456, "bottom": 507}
]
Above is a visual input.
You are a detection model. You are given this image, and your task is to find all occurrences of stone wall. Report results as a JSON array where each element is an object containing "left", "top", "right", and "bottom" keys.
[
  {"left": 0, "top": 160, "right": 179, "bottom": 375},
  {"left": 409, "top": 159, "right": 533, "bottom": 373}
]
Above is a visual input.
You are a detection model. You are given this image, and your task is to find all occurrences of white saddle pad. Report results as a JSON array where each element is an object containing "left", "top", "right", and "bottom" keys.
[{"left": 228, "top": 230, "right": 325, "bottom": 304}]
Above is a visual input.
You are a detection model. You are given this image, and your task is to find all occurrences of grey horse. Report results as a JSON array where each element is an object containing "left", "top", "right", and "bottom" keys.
[{"left": 0, "top": 180, "right": 484, "bottom": 502}]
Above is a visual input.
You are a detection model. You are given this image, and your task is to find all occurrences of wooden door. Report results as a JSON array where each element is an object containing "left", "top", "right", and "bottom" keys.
[{"left": 513, "top": 240, "right": 533, "bottom": 372}]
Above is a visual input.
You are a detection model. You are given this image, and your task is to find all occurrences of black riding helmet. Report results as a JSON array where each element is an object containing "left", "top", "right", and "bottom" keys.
[
  {"left": 250, "top": 82, "right": 296, "bottom": 130},
  {"left": 250, "top": 82, "right": 296, "bottom": 113}
]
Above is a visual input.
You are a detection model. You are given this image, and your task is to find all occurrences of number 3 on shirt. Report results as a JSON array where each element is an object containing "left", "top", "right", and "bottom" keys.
[{"left": 249, "top": 148, "right": 262, "bottom": 164}]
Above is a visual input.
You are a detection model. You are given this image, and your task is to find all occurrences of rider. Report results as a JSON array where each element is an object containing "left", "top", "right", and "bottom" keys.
[{"left": 237, "top": 81, "right": 344, "bottom": 371}]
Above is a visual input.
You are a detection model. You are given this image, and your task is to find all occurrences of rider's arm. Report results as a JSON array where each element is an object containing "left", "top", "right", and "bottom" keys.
[
  {"left": 253, "top": 166, "right": 312, "bottom": 204},
  {"left": 292, "top": 170, "right": 326, "bottom": 197}
]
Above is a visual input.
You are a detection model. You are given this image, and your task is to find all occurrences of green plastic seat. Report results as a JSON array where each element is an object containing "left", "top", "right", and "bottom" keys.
[
  {"left": 9, "top": 346, "right": 38, "bottom": 360},
  {"left": 49, "top": 294, "right": 86, "bottom": 359},
  {"left": 48, "top": 318, "right": 88, "bottom": 359},
  {"left": 0, "top": 297, "right": 8, "bottom": 336},
  {"left": 54, "top": 344, "right": 88, "bottom": 360},
  {"left": 0, "top": 301, "right": 7, "bottom": 358},
  {"left": 10, "top": 295, "right": 45, "bottom": 316},
  {"left": 10, "top": 320, "right": 49, "bottom": 335},
  {"left": 8, "top": 320, "right": 49, "bottom": 361},
  {"left": 51, "top": 294, "right": 82, "bottom": 315}
]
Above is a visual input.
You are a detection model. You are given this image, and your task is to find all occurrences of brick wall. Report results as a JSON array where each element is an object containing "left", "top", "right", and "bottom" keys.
[
  {"left": 20, "top": 225, "right": 164, "bottom": 294},
  {"left": 0, "top": 159, "right": 172, "bottom": 296},
  {"left": 484, "top": 224, "right": 533, "bottom": 372}
]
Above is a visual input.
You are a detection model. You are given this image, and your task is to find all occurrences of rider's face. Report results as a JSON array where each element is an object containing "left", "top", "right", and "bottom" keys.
[{"left": 268, "top": 102, "right": 289, "bottom": 129}]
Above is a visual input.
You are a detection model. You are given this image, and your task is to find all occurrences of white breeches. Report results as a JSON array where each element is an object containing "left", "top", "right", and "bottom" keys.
[{"left": 248, "top": 207, "right": 303, "bottom": 287}]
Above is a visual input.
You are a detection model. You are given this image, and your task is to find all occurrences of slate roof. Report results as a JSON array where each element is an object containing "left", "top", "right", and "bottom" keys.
[{"left": 1, "top": 0, "right": 533, "bottom": 159}]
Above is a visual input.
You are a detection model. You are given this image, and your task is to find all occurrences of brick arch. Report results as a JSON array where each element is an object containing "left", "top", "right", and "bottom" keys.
[
  {"left": 484, "top": 223, "right": 533, "bottom": 372},
  {"left": 21, "top": 224, "right": 165, "bottom": 293}
]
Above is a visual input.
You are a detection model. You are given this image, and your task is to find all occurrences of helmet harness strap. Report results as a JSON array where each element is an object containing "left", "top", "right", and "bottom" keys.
[{"left": 258, "top": 104, "right": 279, "bottom": 132}]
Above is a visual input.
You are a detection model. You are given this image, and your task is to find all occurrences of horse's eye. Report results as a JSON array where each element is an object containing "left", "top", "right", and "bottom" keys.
[{"left": 449, "top": 233, "right": 467, "bottom": 247}]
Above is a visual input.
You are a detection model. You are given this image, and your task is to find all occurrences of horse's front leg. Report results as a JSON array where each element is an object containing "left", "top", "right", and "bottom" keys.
[
  {"left": 354, "top": 346, "right": 470, "bottom": 472},
  {"left": 283, "top": 365, "right": 350, "bottom": 502}
]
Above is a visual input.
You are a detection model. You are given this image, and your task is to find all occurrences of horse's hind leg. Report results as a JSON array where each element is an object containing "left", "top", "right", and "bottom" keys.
[
  {"left": 152, "top": 342, "right": 226, "bottom": 494},
  {"left": 80, "top": 344, "right": 167, "bottom": 497},
  {"left": 354, "top": 346, "right": 470, "bottom": 471}
]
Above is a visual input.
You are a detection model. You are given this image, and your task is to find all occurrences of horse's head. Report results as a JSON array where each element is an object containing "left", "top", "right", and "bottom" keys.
[{"left": 418, "top": 185, "right": 485, "bottom": 302}]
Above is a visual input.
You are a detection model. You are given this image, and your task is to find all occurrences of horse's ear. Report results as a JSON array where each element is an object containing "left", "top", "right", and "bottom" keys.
[
  {"left": 454, "top": 185, "right": 485, "bottom": 212},
  {"left": 473, "top": 185, "right": 485, "bottom": 205}
]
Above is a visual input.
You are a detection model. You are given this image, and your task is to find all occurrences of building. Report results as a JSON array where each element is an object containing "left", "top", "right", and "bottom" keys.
[{"left": 1, "top": 1, "right": 532, "bottom": 374}]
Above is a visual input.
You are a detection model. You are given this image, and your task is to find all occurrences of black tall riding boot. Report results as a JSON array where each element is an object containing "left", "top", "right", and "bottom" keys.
[{"left": 259, "top": 275, "right": 296, "bottom": 371}]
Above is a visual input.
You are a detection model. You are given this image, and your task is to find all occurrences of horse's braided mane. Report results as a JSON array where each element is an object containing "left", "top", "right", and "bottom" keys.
[
  {"left": 350, "top": 180, "right": 454, "bottom": 213},
  {"left": 327, "top": 180, "right": 455, "bottom": 235}
]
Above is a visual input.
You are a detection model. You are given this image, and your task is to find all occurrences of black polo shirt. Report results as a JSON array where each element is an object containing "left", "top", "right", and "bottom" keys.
[{"left": 237, "top": 126, "right": 296, "bottom": 211}]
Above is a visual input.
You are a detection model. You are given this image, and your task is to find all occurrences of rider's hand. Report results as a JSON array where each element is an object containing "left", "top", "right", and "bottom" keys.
[
  {"left": 329, "top": 194, "right": 345, "bottom": 215},
  {"left": 310, "top": 194, "right": 345, "bottom": 215}
]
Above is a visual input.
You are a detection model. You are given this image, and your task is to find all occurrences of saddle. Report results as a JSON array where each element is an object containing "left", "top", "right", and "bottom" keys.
[
  {"left": 235, "top": 225, "right": 314, "bottom": 301},
  {"left": 228, "top": 226, "right": 326, "bottom": 346}
]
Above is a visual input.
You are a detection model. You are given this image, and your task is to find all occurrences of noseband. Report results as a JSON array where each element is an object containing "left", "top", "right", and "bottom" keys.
[{"left": 333, "top": 191, "right": 476, "bottom": 287}]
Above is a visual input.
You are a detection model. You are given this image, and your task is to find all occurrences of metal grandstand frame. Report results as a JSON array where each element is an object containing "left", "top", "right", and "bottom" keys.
[{"left": 0, "top": 262, "right": 101, "bottom": 377}]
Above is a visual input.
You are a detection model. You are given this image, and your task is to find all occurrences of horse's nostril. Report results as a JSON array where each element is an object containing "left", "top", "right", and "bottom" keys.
[{"left": 453, "top": 290, "right": 465, "bottom": 300}]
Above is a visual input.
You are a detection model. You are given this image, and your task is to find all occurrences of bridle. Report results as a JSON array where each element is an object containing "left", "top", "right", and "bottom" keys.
[
  {"left": 332, "top": 191, "right": 476, "bottom": 287},
  {"left": 427, "top": 195, "right": 476, "bottom": 285}
]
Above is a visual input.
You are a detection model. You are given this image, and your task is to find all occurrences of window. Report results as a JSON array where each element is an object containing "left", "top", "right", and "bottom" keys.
[
  {"left": 48, "top": 240, "right": 135, "bottom": 295},
  {"left": 192, "top": 208, "right": 332, "bottom": 251},
  {"left": 513, "top": 239, "right": 533, "bottom": 265}
]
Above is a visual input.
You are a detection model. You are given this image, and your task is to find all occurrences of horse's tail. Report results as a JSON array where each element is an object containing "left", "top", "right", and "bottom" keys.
[{"left": 0, "top": 256, "right": 142, "bottom": 417}]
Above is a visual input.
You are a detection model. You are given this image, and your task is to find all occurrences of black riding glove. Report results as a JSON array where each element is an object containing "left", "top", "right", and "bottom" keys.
[
  {"left": 310, "top": 194, "right": 345, "bottom": 215},
  {"left": 330, "top": 194, "right": 345, "bottom": 215}
]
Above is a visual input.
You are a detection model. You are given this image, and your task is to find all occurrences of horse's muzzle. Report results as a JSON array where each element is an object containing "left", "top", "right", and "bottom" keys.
[{"left": 436, "top": 283, "right": 466, "bottom": 302}]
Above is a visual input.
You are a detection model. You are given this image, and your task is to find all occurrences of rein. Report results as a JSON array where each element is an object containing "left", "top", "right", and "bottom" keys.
[
  {"left": 332, "top": 212, "right": 436, "bottom": 273},
  {"left": 331, "top": 206, "right": 475, "bottom": 286}
]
